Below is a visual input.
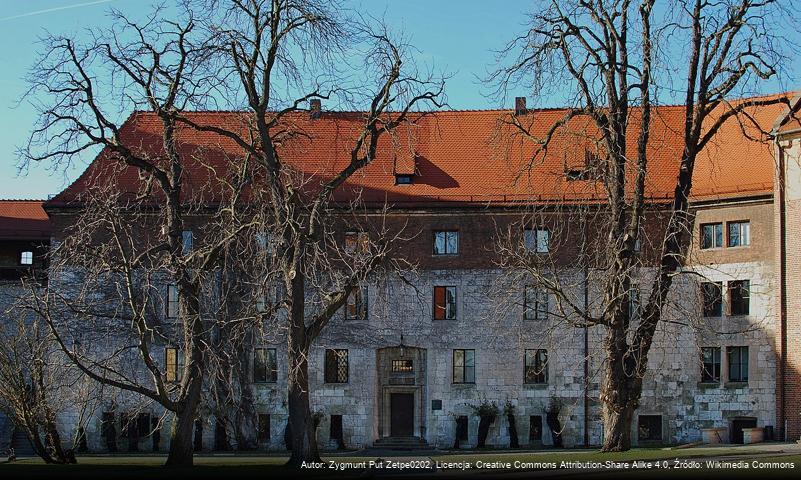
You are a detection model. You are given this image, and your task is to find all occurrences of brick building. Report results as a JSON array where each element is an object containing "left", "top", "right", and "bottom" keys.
[
  {"left": 773, "top": 93, "right": 801, "bottom": 443},
  {"left": 5, "top": 94, "right": 800, "bottom": 451}
]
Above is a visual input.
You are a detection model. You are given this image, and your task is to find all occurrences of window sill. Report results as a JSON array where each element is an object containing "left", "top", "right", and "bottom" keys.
[
  {"left": 323, "top": 382, "right": 349, "bottom": 386},
  {"left": 724, "top": 382, "right": 748, "bottom": 389},
  {"left": 523, "top": 383, "right": 549, "bottom": 389},
  {"left": 254, "top": 381, "right": 278, "bottom": 385},
  {"left": 697, "top": 382, "right": 721, "bottom": 389},
  {"left": 452, "top": 383, "right": 476, "bottom": 388},
  {"left": 433, "top": 318, "right": 458, "bottom": 322}
]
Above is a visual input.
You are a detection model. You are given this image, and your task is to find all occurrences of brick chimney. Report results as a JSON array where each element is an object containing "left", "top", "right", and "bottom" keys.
[
  {"left": 514, "top": 96, "right": 527, "bottom": 116},
  {"left": 309, "top": 99, "right": 322, "bottom": 119}
]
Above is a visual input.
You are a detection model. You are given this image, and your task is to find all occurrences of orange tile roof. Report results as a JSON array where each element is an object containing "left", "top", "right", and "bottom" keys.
[
  {"left": 0, "top": 200, "right": 50, "bottom": 239},
  {"left": 47, "top": 94, "right": 788, "bottom": 209}
]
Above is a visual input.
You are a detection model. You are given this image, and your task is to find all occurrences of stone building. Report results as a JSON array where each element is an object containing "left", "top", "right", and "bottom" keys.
[
  {"left": 5, "top": 94, "right": 800, "bottom": 452},
  {"left": 0, "top": 200, "right": 50, "bottom": 454}
]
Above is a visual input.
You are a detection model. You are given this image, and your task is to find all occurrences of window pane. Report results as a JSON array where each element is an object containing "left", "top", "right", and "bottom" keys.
[
  {"left": 714, "top": 224, "right": 723, "bottom": 248},
  {"left": 524, "top": 229, "right": 536, "bottom": 250},
  {"left": 167, "top": 285, "right": 179, "bottom": 318},
  {"left": 446, "top": 287, "right": 456, "bottom": 319},
  {"left": 702, "top": 282, "right": 722, "bottom": 317},
  {"left": 254, "top": 349, "right": 267, "bottom": 382},
  {"left": 446, "top": 232, "right": 458, "bottom": 254},
  {"left": 730, "top": 280, "right": 750, "bottom": 316},
  {"left": 434, "top": 287, "right": 446, "bottom": 319},
  {"left": 434, "top": 231, "right": 446, "bottom": 254},
  {"left": 537, "top": 230, "right": 549, "bottom": 253},
  {"left": 182, "top": 230, "right": 193, "bottom": 254},
  {"left": 166, "top": 348, "right": 177, "bottom": 382},
  {"left": 741, "top": 223, "right": 750, "bottom": 245},
  {"left": 702, "top": 225, "right": 712, "bottom": 249}
]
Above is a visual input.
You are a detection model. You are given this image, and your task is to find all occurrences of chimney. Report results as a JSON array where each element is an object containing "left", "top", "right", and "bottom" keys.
[
  {"left": 514, "top": 96, "right": 527, "bottom": 116},
  {"left": 309, "top": 99, "right": 322, "bottom": 119}
]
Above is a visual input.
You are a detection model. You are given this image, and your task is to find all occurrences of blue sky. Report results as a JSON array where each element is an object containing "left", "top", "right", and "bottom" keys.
[{"left": 0, "top": 0, "right": 796, "bottom": 200}]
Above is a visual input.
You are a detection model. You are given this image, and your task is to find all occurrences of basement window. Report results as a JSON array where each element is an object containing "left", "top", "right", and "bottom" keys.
[
  {"left": 638, "top": 415, "right": 663, "bottom": 442},
  {"left": 257, "top": 414, "right": 270, "bottom": 442}
]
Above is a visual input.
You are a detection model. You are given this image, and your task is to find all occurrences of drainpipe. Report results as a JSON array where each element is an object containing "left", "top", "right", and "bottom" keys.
[
  {"left": 777, "top": 140, "right": 788, "bottom": 441},
  {"left": 583, "top": 264, "right": 590, "bottom": 448}
]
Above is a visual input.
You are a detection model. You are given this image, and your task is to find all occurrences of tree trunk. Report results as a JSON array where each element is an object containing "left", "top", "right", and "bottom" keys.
[
  {"left": 286, "top": 342, "right": 321, "bottom": 467},
  {"left": 599, "top": 327, "right": 643, "bottom": 452},
  {"left": 166, "top": 406, "right": 197, "bottom": 466},
  {"left": 508, "top": 413, "right": 519, "bottom": 448},
  {"left": 476, "top": 415, "right": 494, "bottom": 448}
]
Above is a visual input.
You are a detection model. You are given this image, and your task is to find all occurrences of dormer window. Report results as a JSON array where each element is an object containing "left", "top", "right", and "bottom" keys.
[{"left": 395, "top": 174, "right": 413, "bottom": 185}]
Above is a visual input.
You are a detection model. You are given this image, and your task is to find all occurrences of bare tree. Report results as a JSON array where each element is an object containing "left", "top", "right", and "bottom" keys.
[
  {"left": 177, "top": 1, "right": 444, "bottom": 466},
  {"left": 0, "top": 280, "right": 96, "bottom": 464},
  {"left": 492, "top": 0, "right": 792, "bottom": 451},
  {"left": 23, "top": 0, "right": 442, "bottom": 467}
]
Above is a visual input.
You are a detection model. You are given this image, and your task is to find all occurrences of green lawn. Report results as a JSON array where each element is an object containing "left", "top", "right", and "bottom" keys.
[{"left": 0, "top": 455, "right": 372, "bottom": 479}]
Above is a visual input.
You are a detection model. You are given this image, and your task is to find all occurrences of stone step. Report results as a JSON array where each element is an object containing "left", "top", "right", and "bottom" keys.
[{"left": 372, "top": 436, "right": 430, "bottom": 450}]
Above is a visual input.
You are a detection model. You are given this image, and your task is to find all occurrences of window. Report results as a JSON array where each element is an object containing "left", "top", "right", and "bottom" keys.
[
  {"left": 324, "top": 349, "right": 349, "bottom": 383},
  {"left": 729, "top": 280, "right": 750, "bottom": 316},
  {"left": 433, "top": 286, "right": 457, "bottom": 320},
  {"left": 165, "top": 347, "right": 181, "bottom": 383},
  {"left": 395, "top": 174, "right": 413, "bottom": 185},
  {"left": 727, "top": 346, "right": 749, "bottom": 383},
  {"left": 256, "top": 284, "right": 271, "bottom": 313},
  {"left": 182, "top": 230, "right": 193, "bottom": 254},
  {"left": 638, "top": 415, "right": 663, "bottom": 441},
  {"left": 452, "top": 349, "right": 475, "bottom": 384},
  {"left": 392, "top": 359, "right": 413, "bottom": 373},
  {"left": 166, "top": 284, "right": 179, "bottom": 319},
  {"left": 701, "top": 282, "right": 723, "bottom": 317},
  {"left": 701, "top": 347, "right": 721, "bottom": 383},
  {"left": 257, "top": 414, "right": 270, "bottom": 442},
  {"left": 345, "top": 287, "right": 368, "bottom": 320},
  {"left": 255, "top": 231, "right": 274, "bottom": 254},
  {"left": 329, "top": 415, "right": 343, "bottom": 441},
  {"left": 628, "top": 287, "right": 641, "bottom": 322},
  {"left": 727, "top": 221, "right": 750, "bottom": 247},
  {"left": 254, "top": 348, "right": 277, "bottom": 383},
  {"left": 19, "top": 251, "right": 33, "bottom": 265},
  {"left": 345, "top": 231, "right": 369, "bottom": 254},
  {"left": 524, "top": 349, "right": 548, "bottom": 384},
  {"left": 529, "top": 416, "right": 543, "bottom": 443},
  {"left": 433, "top": 230, "right": 459, "bottom": 255},
  {"left": 524, "top": 228, "right": 550, "bottom": 253},
  {"left": 524, "top": 286, "right": 548, "bottom": 320},
  {"left": 701, "top": 223, "right": 723, "bottom": 249},
  {"left": 456, "top": 416, "right": 469, "bottom": 441}
]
